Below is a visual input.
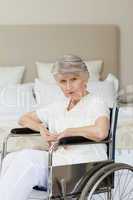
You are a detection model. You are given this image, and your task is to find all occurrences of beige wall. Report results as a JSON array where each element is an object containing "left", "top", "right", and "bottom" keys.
[{"left": 0, "top": 0, "right": 132, "bottom": 88}]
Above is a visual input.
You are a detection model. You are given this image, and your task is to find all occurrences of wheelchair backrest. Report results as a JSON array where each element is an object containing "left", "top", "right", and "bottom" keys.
[{"left": 107, "top": 106, "right": 119, "bottom": 160}]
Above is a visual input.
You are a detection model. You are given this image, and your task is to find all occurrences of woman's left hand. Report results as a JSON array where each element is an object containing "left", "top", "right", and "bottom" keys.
[{"left": 57, "top": 128, "right": 74, "bottom": 140}]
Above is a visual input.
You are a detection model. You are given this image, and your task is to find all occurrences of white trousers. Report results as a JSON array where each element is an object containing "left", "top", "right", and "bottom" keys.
[{"left": 0, "top": 149, "right": 48, "bottom": 200}]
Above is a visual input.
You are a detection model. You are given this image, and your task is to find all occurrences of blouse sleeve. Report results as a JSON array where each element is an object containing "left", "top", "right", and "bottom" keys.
[
  {"left": 36, "top": 101, "right": 54, "bottom": 127},
  {"left": 92, "top": 97, "right": 110, "bottom": 121},
  {"left": 36, "top": 106, "right": 51, "bottom": 127}
]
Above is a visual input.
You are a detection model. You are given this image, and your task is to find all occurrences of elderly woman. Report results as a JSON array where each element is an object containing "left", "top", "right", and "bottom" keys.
[{"left": 0, "top": 55, "right": 109, "bottom": 200}]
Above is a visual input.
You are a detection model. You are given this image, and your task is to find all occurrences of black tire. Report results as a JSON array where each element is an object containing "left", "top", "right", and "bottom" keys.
[{"left": 79, "top": 163, "right": 133, "bottom": 200}]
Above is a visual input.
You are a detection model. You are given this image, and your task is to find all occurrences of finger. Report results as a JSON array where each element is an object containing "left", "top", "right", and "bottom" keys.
[
  {"left": 45, "top": 132, "right": 51, "bottom": 136},
  {"left": 48, "top": 141, "right": 52, "bottom": 147},
  {"left": 57, "top": 134, "right": 64, "bottom": 140},
  {"left": 51, "top": 132, "right": 59, "bottom": 137},
  {"left": 45, "top": 136, "right": 58, "bottom": 142}
]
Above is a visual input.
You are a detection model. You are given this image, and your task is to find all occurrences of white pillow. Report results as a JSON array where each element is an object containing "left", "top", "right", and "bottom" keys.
[
  {"left": 88, "top": 73, "right": 119, "bottom": 108},
  {"left": 34, "top": 79, "right": 66, "bottom": 108},
  {"left": 0, "top": 83, "right": 36, "bottom": 119},
  {"left": 106, "top": 73, "right": 119, "bottom": 92},
  {"left": 34, "top": 78, "right": 117, "bottom": 108},
  {"left": 36, "top": 62, "right": 56, "bottom": 84},
  {"left": 84, "top": 60, "right": 103, "bottom": 81},
  {"left": 0, "top": 66, "right": 25, "bottom": 85},
  {"left": 36, "top": 60, "right": 103, "bottom": 83},
  {"left": 88, "top": 80, "right": 117, "bottom": 108}
]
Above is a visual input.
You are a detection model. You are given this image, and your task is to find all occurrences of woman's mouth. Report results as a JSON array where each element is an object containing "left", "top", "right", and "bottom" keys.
[
  {"left": 69, "top": 92, "right": 74, "bottom": 95},
  {"left": 64, "top": 91, "right": 77, "bottom": 98}
]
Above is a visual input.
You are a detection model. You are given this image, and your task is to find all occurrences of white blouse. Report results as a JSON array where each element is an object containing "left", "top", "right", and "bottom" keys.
[{"left": 36, "top": 93, "right": 109, "bottom": 166}]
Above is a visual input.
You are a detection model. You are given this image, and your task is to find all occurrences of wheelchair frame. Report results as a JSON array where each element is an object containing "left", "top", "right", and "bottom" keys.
[{"left": 1, "top": 104, "right": 133, "bottom": 200}]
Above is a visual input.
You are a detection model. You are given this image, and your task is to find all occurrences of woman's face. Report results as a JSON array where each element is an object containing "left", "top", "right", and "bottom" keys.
[{"left": 55, "top": 73, "right": 87, "bottom": 101}]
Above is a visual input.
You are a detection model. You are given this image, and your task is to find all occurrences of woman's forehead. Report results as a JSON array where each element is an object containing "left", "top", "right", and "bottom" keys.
[{"left": 55, "top": 73, "right": 81, "bottom": 80}]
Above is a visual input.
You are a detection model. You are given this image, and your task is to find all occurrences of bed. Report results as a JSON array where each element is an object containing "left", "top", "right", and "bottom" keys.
[{"left": 0, "top": 25, "right": 133, "bottom": 167}]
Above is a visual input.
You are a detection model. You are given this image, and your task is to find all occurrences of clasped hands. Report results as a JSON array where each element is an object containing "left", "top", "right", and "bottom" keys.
[{"left": 39, "top": 126, "right": 73, "bottom": 145}]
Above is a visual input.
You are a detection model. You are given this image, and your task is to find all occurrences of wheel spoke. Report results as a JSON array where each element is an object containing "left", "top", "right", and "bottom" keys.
[
  {"left": 112, "top": 170, "right": 122, "bottom": 199},
  {"left": 119, "top": 171, "right": 133, "bottom": 199},
  {"left": 84, "top": 165, "right": 133, "bottom": 200}
]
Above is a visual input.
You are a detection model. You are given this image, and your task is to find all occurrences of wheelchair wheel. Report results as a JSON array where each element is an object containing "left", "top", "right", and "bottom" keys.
[{"left": 79, "top": 163, "right": 133, "bottom": 200}]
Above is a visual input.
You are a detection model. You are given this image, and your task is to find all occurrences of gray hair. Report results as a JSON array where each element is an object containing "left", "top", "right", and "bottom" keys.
[{"left": 51, "top": 54, "right": 89, "bottom": 81}]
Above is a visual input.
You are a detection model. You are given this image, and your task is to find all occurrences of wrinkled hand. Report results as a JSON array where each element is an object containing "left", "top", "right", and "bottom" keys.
[
  {"left": 39, "top": 126, "right": 59, "bottom": 147},
  {"left": 57, "top": 128, "right": 73, "bottom": 140},
  {"left": 43, "top": 131, "right": 59, "bottom": 142},
  {"left": 57, "top": 128, "right": 74, "bottom": 150}
]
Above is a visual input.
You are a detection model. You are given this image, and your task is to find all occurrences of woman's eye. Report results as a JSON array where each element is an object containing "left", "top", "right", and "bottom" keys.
[
  {"left": 60, "top": 80, "right": 66, "bottom": 83},
  {"left": 71, "top": 78, "right": 77, "bottom": 81}
]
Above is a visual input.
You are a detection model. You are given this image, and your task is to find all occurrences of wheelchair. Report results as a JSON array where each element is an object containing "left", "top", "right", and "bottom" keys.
[{"left": 1, "top": 104, "right": 133, "bottom": 200}]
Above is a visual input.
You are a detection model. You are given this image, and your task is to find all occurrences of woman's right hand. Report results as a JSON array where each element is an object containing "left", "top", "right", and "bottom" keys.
[{"left": 39, "top": 126, "right": 59, "bottom": 143}]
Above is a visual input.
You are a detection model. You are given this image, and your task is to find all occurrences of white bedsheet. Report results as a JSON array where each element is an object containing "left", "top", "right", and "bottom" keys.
[{"left": 116, "top": 119, "right": 133, "bottom": 149}]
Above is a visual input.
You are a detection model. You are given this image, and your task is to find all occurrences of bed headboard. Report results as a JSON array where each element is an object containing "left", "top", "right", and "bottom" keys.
[{"left": 0, "top": 25, "right": 120, "bottom": 82}]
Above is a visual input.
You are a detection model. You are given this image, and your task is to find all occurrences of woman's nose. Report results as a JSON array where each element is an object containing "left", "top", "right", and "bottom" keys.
[{"left": 66, "top": 81, "right": 72, "bottom": 90}]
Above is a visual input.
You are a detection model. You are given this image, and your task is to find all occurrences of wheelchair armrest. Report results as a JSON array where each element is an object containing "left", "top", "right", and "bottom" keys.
[
  {"left": 59, "top": 136, "right": 110, "bottom": 145},
  {"left": 1, "top": 128, "right": 40, "bottom": 160},
  {"left": 11, "top": 128, "right": 40, "bottom": 134}
]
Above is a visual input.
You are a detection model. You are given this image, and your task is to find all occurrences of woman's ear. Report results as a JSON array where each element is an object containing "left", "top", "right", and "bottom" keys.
[{"left": 84, "top": 82, "right": 87, "bottom": 89}]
